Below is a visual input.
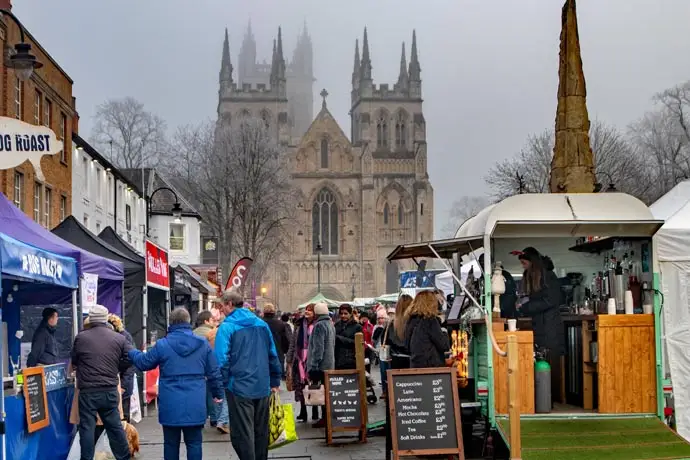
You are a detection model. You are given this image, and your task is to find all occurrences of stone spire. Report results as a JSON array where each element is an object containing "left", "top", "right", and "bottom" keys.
[
  {"left": 352, "top": 39, "right": 360, "bottom": 89},
  {"left": 397, "top": 42, "right": 409, "bottom": 89},
  {"left": 276, "top": 26, "right": 286, "bottom": 79},
  {"left": 238, "top": 20, "right": 256, "bottom": 85},
  {"left": 408, "top": 30, "right": 421, "bottom": 81},
  {"left": 360, "top": 27, "right": 372, "bottom": 82},
  {"left": 549, "top": 0, "right": 596, "bottom": 193},
  {"left": 219, "top": 28, "right": 233, "bottom": 85},
  {"left": 270, "top": 38, "right": 277, "bottom": 83}
]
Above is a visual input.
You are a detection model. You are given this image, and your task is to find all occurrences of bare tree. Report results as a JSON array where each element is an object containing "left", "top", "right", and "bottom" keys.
[
  {"left": 165, "top": 119, "right": 295, "bottom": 283},
  {"left": 91, "top": 97, "right": 167, "bottom": 169},
  {"left": 629, "top": 81, "right": 690, "bottom": 200},
  {"left": 485, "top": 120, "right": 654, "bottom": 202},
  {"left": 440, "top": 196, "right": 491, "bottom": 238}
]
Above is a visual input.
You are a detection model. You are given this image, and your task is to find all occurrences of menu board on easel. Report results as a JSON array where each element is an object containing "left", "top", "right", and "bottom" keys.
[
  {"left": 23, "top": 366, "right": 50, "bottom": 433},
  {"left": 325, "top": 369, "right": 367, "bottom": 444},
  {"left": 388, "top": 367, "right": 464, "bottom": 459}
]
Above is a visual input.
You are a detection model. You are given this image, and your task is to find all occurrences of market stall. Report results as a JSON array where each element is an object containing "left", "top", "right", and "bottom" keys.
[
  {"left": 297, "top": 292, "right": 341, "bottom": 310},
  {"left": 650, "top": 180, "right": 690, "bottom": 441},
  {"left": 0, "top": 231, "right": 78, "bottom": 460},
  {"left": 387, "top": 193, "right": 690, "bottom": 457}
]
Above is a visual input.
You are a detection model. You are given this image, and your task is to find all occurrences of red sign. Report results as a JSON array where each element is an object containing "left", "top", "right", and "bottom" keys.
[
  {"left": 225, "top": 257, "right": 253, "bottom": 292},
  {"left": 145, "top": 240, "right": 170, "bottom": 290}
]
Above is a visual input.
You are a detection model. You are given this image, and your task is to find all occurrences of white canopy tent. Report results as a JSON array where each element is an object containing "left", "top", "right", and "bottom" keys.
[{"left": 651, "top": 181, "right": 690, "bottom": 441}]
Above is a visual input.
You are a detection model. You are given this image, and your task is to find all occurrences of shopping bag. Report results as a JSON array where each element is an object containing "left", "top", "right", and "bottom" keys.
[
  {"left": 304, "top": 384, "right": 325, "bottom": 406},
  {"left": 130, "top": 377, "right": 142, "bottom": 423},
  {"left": 285, "top": 368, "right": 294, "bottom": 392},
  {"left": 268, "top": 393, "right": 298, "bottom": 450},
  {"left": 66, "top": 432, "right": 80, "bottom": 460},
  {"left": 67, "top": 431, "right": 115, "bottom": 460}
]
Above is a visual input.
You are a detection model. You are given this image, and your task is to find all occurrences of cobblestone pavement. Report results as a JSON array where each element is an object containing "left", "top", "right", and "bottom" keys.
[{"left": 134, "top": 381, "right": 388, "bottom": 460}]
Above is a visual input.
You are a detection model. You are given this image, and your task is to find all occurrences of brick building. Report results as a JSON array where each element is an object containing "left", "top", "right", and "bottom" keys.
[{"left": 0, "top": 3, "right": 77, "bottom": 229}]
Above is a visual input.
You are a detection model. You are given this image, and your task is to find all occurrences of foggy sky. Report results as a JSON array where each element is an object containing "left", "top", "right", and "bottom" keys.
[{"left": 15, "top": 0, "right": 690, "bottom": 235}]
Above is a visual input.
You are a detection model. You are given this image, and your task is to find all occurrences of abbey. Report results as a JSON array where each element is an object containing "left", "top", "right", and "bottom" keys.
[{"left": 217, "top": 25, "right": 434, "bottom": 308}]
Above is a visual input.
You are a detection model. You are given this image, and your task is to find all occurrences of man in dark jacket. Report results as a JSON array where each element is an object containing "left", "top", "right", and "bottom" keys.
[
  {"left": 71, "top": 305, "right": 132, "bottom": 460},
  {"left": 216, "top": 290, "right": 282, "bottom": 460},
  {"left": 334, "top": 304, "right": 362, "bottom": 370},
  {"left": 262, "top": 303, "right": 292, "bottom": 379},
  {"left": 129, "top": 307, "right": 223, "bottom": 460},
  {"left": 27, "top": 307, "right": 59, "bottom": 367}
]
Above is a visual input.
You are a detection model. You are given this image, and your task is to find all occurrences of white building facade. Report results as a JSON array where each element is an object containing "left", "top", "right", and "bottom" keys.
[{"left": 71, "top": 134, "right": 147, "bottom": 251}]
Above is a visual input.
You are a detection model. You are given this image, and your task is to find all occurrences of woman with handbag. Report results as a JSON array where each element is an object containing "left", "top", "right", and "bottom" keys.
[{"left": 286, "top": 303, "right": 316, "bottom": 423}]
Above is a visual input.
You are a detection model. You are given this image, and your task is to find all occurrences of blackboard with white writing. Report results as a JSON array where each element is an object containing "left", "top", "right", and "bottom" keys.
[
  {"left": 23, "top": 368, "right": 49, "bottom": 432},
  {"left": 327, "top": 372, "right": 362, "bottom": 428},
  {"left": 389, "top": 369, "right": 460, "bottom": 454}
]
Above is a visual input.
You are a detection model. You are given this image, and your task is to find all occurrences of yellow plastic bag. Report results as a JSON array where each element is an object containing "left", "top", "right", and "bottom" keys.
[{"left": 268, "top": 393, "right": 298, "bottom": 450}]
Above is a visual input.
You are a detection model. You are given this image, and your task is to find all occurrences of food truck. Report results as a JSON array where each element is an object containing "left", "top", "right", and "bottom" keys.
[{"left": 387, "top": 193, "right": 690, "bottom": 459}]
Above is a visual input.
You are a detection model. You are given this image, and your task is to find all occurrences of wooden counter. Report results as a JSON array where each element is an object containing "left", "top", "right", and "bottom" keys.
[
  {"left": 493, "top": 330, "right": 535, "bottom": 415},
  {"left": 598, "top": 314, "right": 656, "bottom": 414}
]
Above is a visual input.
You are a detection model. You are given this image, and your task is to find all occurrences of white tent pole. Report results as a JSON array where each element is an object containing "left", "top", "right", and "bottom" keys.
[{"left": 426, "top": 244, "right": 483, "bottom": 310}]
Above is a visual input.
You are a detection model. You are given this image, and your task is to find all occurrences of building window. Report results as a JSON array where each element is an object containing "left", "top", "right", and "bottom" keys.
[
  {"left": 34, "top": 90, "right": 42, "bottom": 125},
  {"left": 96, "top": 167, "right": 103, "bottom": 206},
  {"left": 43, "top": 188, "right": 52, "bottom": 228},
  {"left": 376, "top": 113, "right": 388, "bottom": 148},
  {"left": 398, "top": 202, "right": 404, "bottom": 225},
  {"left": 43, "top": 99, "right": 52, "bottom": 127},
  {"left": 14, "top": 78, "right": 22, "bottom": 119},
  {"left": 320, "top": 138, "right": 328, "bottom": 168},
  {"left": 260, "top": 110, "right": 270, "bottom": 130},
  {"left": 83, "top": 214, "right": 89, "bottom": 227},
  {"left": 82, "top": 157, "right": 89, "bottom": 191},
  {"left": 107, "top": 176, "right": 113, "bottom": 210},
  {"left": 312, "top": 188, "right": 338, "bottom": 255},
  {"left": 383, "top": 203, "right": 389, "bottom": 225},
  {"left": 169, "top": 223, "right": 186, "bottom": 251},
  {"left": 96, "top": 222, "right": 101, "bottom": 234},
  {"left": 33, "top": 182, "right": 41, "bottom": 221},
  {"left": 395, "top": 111, "right": 407, "bottom": 148},
  {"left": 420, "top": 203, "right": 424, "bottom": 216},
  {"left": 13, "top": 172, "right": 24, "bottom": 209},
  {"left": 125, "top": 204, "right": 132, "bottom": 231},
  {"left": 59, "top": 113, "right": 67, "bottom": 163},
  {"left": 60, "top": 195, "right": 67, "bottom": 221}
]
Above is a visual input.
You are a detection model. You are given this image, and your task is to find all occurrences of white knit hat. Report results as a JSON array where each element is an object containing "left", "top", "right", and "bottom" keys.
[{"left": 314, "top": 302, "right": 329, "bottom": 316}]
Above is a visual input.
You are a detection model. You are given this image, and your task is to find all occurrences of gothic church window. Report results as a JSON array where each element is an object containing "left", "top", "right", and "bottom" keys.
[
  {"left": 312, "top": 188, "right": 338, "bottom": 255},
  {"left": 398, "top": 202, "right": 404, "bottom": 225},
  {"left": 320, "top": 138, "right": 329, "bottom": 169},
  {"left": 260, "top": 110, "right": 270, "bottom": 130},
  {"left": 383, "top": 203, "right": 389, "bottom": 225},
  {"left": 395, "top": 111, "right": 407, "bottom": 148},
  {"left": 376, "top": 112, "right": 388, "bottom": 148}
]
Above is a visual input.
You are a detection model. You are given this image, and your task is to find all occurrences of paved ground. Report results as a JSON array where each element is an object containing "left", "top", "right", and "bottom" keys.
[{"left": 134, "top": 382, "right": 388, "bottom": 460}]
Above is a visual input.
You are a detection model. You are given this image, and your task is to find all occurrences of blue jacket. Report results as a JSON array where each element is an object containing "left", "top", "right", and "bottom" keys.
[
  {"left": 215, "top": 308, "right": 282, "bottom": 399},
  {"left": 128, "top": 324, "right": 223, "bottom": 427}
]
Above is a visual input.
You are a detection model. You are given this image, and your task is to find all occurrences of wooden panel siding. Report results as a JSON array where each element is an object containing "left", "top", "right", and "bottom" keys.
[
  {"left": 493, "top": 330, "right": 535, "bottom": 415},
  {"left": 598, "top": 314, "right": 656, "bottom": 414}
]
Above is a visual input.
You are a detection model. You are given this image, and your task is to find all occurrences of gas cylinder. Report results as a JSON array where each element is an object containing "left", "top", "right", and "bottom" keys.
[{"left": 535, "top": 359, "right": 552, "bottom": 414}]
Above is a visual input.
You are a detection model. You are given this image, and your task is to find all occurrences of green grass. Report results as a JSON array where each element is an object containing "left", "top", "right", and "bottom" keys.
[{"left": 497, "top": 417, "right": 690, "bottom": 460}]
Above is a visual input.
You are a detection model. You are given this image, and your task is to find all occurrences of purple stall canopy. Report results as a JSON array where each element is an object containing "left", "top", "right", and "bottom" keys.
[{"left": 0, "top": 192, "right": 123, "bottom": 280}]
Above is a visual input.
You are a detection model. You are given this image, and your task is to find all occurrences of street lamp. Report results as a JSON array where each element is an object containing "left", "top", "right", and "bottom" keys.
[
  {"left": 1, "top": 9, "right": 43, "bottom": 81},
  {"left": 316, "top": 240, "right": 322, "bottom": 293},
  {"left": 260, "top": 286, "right": 268, "bottom": 297},
  {"left": 145, "top": 186, "right": 183, "bottom": 237},
  {"left": 351, "top": 272, "right": 356, "bottom": 300}
]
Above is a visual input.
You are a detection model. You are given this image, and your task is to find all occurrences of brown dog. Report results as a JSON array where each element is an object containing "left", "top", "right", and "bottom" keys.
[{"left": 123, "top": 421, "right": 140, "bottom": 457}]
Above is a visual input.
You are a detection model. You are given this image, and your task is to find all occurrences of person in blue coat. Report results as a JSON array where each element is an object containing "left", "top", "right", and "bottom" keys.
[
  {"left": 215, "top": 289, "right": 282, "bottom": 460},
  {"left": 129, "top": 307, "right": 223, "bottom": 460}
]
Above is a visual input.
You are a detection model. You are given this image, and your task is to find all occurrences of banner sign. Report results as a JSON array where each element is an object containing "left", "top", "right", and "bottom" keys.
[
  {"left": 145, "top": 240, "right": 170, "bottom": 290},
  {"left": 224, "top": 257, "right": 253, "bottom": 292},
  {"left": 0, "top": 232, "right": 77, "bottom": 289},
  {"left": 201, "top": 236, "right": 219, "bottom": 265},
  {"left": 0, "top": 116, "right": 64, "bottom": 181},
  {"left": 399, "top": 269, "right": 445, "bottom": 289},
  {"left": 80, "top": 273, "right": 99, "bottom": 313}
]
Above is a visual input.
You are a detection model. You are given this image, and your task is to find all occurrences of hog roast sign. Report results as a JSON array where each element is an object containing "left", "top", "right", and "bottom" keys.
[{"left": 0, "top": 117, "right": 63, "bottom": 181}]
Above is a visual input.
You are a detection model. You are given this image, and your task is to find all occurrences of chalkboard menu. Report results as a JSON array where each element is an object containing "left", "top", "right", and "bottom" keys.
[
  {"left": 327, "top": 371, "right": 362, "bottom": 428},
  {"left": 23, "top": 366, "right": 50, "bottom": 433},
  {"left": 388, "top": 368, "right": 464, "bottom": 458},
  {"left": 324, "top": 369, "right": 367, "bottom": 444}
]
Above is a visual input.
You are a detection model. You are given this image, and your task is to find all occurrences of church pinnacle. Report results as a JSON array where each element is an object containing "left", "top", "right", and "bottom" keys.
[
  {"left": 397, "top": 42, "right": 408, "bottom": 89},
  {"left": 360, "top": 27, "right": 372, "bottom": 82},
  {"left": 352, "top": 39, "right": 360, "bottom": 88},
  {"left": 220, "top": 27, "right": 233, "bottom": 85},
  {"left": 408, "top": 29, "right": 420, "bottom": 82}
]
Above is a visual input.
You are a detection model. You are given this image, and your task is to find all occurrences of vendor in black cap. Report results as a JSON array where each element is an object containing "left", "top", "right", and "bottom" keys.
[
  {"left": 27, "top": 307, "right": 60, "bottom": 367},
  {"left": 513, "top": 246, "right": 565, "bottom": 405}
]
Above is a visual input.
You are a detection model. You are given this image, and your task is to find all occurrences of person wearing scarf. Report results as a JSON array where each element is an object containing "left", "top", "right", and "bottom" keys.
[{"left": 286, "top": 303, "right": 316, "bottom": 423}]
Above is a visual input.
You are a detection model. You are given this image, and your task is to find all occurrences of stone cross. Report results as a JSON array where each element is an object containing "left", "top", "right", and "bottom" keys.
[{"left": 320, "top": 88, "right": 328, "bottom": 109}]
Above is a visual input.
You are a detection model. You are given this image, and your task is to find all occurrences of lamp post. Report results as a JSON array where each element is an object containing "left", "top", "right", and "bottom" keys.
[
  {"left": 1, "top": 9, "right": 43, "bottom": 82},
  {"left": 351, "top": 272, "right": 356, "bottom": 300},
  {"left": 145, "top": 186, "right": 183, "bottom": 237},
  {"left": 596, "top": 171, "right": 617, "bottom": 193},
  {"left": 316, "top": 240, "right": 322, "bottom": 293}
]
